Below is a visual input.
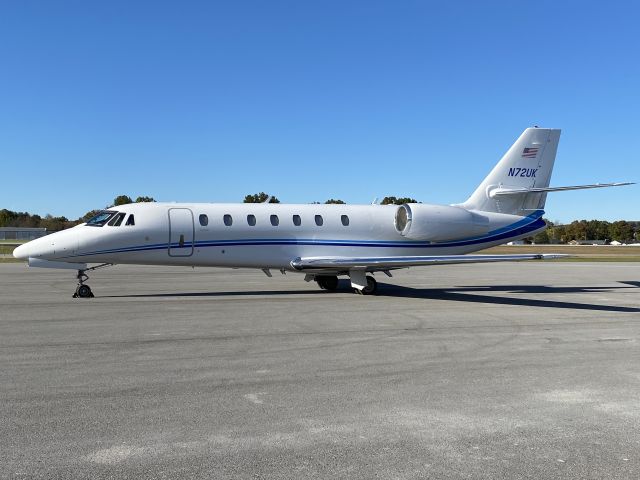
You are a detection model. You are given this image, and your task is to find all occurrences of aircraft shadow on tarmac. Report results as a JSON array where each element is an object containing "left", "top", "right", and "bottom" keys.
[
  {"left": 374, "top": 283, "right": 640, "bottom": 313},
  {"left": 107, "top": 281, "right": 640, "bottom": 313}
]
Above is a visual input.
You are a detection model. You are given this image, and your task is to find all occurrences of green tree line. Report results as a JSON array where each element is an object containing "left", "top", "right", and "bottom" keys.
[
  {"left": 532, "top": 219, "right": 638, "bottom": 244},
  {"left": 242, "top": 193, "right": 418, "bottom": 205},
  {"left": 0, "top": 210, "right": 77, "bottom": 231},
  {"left": 0, "top": 195, "right": 156, "bottom": 231}
]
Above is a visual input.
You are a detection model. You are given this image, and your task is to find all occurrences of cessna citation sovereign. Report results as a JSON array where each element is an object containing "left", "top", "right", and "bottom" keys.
[{"left": 14, "top": 127, "right": 633, "bottom": 297}]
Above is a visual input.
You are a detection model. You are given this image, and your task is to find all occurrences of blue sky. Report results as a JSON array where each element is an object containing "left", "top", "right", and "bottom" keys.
[{"left": 1, "top": 0, "right": 638, "bottom": 222}]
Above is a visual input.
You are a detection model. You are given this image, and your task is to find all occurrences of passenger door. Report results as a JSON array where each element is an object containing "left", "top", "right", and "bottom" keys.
[{"left": 168, "top": 208, "right": 194, "bottom": 257}]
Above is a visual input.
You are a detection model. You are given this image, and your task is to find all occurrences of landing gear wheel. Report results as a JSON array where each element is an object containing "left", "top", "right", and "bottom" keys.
[
  {"left": 74, "top": 284, "right": 94, "bottom": 298},
  {"left": 71, "top": 263, "right": 112, "bottom": 299},
  {"left": 356, "top": 275, "right": 377, "bottom": 295},
  {"left": 316, "top": 275, "right": 339, "bottom": 291}
]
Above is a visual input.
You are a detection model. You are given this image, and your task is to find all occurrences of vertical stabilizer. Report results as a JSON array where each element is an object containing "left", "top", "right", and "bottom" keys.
[{"left": 461, "top": 128, "right": 561, "bottom": 214}]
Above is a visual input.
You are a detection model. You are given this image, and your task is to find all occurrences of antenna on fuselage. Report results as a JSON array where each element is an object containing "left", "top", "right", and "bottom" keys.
[{"left": 262, "top": 195, "right": 272, "bottom": 203}]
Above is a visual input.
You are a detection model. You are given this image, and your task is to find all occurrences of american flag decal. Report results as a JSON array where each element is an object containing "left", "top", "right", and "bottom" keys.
[{"left": 522, "top": 147, "right": 539, "bottom": 158}]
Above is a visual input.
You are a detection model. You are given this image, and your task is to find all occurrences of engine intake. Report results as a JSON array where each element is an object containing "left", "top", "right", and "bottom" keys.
[{"left": 394, "top": 204, "right": 490, "bottom": 242}]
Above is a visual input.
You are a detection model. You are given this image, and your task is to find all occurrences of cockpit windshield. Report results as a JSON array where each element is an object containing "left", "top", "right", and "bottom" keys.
[
  {"left": 107, "top": 212, "right": 126, "bottom": 226},
  {"left": 85, "top": 210, "right": 117, "bottom": 227}
]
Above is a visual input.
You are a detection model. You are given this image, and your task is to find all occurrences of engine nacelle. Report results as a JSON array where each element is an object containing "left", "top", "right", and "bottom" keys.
[{"left": 394, "top": 204, "right": 490, "bottom": 242}]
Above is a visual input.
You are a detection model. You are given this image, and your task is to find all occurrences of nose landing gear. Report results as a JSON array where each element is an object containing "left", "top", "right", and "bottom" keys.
[{"left": 72, "top": 263, "right": 113, "bottom": 298}]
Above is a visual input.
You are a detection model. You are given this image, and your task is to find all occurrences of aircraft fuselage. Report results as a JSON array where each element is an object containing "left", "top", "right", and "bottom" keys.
[{"left": 15, "top": 202, "right": 546, "bottom": 270}]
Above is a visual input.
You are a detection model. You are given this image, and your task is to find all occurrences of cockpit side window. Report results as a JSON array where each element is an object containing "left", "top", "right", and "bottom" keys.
[
  {"left": 86, "top": 211, "right": 117, "bottom": 227},
  {"left": 107, "top": 212, "right": 126, "bottom": 227},
  {"left": 125, "top": 214, "right": 135, "bottom": 226}
]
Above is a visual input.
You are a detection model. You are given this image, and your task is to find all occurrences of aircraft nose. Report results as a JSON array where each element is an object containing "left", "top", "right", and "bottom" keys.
[
  {"left": 20, "top": 229, "right": 81, "bottom": 260},
  {"left": 13, "top": 237, "right": 49, "bottom": 259},
  {"left": 12, "top": 233, "right": 69, "bottom": 260},
  {"left": 13, "top": 243, "right": 31, "bottom": 260}
]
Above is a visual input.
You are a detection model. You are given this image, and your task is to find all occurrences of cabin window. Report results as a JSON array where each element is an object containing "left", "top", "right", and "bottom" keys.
[
  {"left": 315, "top": 215, "right": 323, "bottom": 226},
  {"left": 341, "top": 215, "right": 349, "bottom": 226},
  {"left": 270, "top": 214, "right": 279, "bottom": 226},
  {"left": 125, "top": 214, "right": 135, "bottom": 226},
  {"left": 293, "top": 214, "right": 301, "bottom": 226},
  {"left": 86, "top": 210, "right": 116, "bottom": 227},
  {"left": 107, "top": 212, "right": 126, "bottom": 227},
  {"left": 199, "top": 214, "right": 208, "bottom": 227},
  {"left": 223, "top": 214, "right": 233, "bottom": 226},
  {"left": 247, "top": 214, "right": 256, "bottom": 226}
]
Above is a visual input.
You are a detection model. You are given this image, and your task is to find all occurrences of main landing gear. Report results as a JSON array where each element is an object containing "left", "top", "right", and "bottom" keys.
[
  {"left": 316, "top": 275, "right": 339, "bottom": 291},
  {"left": 356, "top": 275, "right": 377, "bottom": 295},
  {"left": 72, "top": 263, "right": 113, "bottom": 298},
  {"left": 314, "top": 274, "right": 378, "bottom": 295}
]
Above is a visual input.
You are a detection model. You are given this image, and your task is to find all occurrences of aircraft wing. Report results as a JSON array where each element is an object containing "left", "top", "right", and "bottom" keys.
[{"left": 290, "top": 253, "right": 567, "bottom": 272}]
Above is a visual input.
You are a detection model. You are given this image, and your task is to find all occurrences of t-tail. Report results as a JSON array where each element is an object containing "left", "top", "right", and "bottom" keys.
[
  {"left": 461, "top": 127, "right": 632, "bottom": 216},
  {"left": 462, "top": 127, "right": 560, "bottom": 215}
]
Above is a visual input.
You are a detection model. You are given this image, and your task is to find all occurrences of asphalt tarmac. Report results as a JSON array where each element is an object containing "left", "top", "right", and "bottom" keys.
[{"left": 1, "top": 262, "right": 640, "bottom": 479}]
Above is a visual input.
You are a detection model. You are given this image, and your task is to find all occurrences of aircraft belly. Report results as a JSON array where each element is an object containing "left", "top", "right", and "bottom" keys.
[{"left": 70, "top": 241, "right": 494, "bottom": 267}]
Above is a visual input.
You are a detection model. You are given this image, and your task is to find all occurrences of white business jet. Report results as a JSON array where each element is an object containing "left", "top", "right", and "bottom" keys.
[{"left": 13, "top": 127, "right": 632, "bottom": 297}]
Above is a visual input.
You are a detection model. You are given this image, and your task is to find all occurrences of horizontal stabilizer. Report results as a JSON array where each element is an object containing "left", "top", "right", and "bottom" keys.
[
  {"left": 489, "top": 182, "right": 634, "bottom": 198},
  {"left": 291, "top": 254, "right": 568, "bottom": 272}
]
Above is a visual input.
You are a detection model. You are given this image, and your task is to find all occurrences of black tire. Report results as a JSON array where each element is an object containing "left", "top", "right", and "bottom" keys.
[
  {"left": 76, "top": 284, "right": 93, "bottom": 298},
  {"left": 316, "top": 275, "right": 339, "bottom": 291},
  {"left": 357, "top": 276, "right": 377, "bottom": 295}
]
